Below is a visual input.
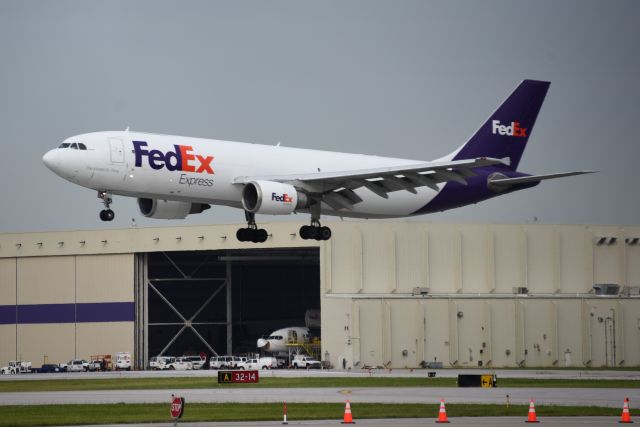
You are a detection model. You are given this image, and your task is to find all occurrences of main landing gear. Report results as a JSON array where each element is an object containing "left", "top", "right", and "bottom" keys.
[
  {"left": 235, "top": 202, "right": 332, "bottom": 243},
  {"left": 98, "top": 191, "right": 115, "bottom": 222},
  {"left": 299, "top": 202, "right": 331, "bottom": 241},
  {"left": 236, "top": 211, "right": 268, "bottom": 243},
  {"left": 299, "top": 221, "right": 331, "bottom": 241}
]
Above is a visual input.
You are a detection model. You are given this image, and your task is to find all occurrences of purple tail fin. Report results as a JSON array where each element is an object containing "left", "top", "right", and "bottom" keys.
[{"left": 451, "top": 80, "right": 550, "bottom": 171}]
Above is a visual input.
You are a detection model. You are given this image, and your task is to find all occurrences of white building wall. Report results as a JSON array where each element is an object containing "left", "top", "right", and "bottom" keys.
[
  {"left": 0, "top": 253, "right": 134, "bottom": 366},
  {"left": 322, "top": 222, "right": 640, "bottom": 369}
]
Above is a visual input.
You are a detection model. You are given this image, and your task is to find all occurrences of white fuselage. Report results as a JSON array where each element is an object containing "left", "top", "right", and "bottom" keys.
[
  {"left": 257, "top": 326, "right": 311, "bottom": 354},
  {"left": 43, "top": 131, "right": 445, "bottom": 219}
]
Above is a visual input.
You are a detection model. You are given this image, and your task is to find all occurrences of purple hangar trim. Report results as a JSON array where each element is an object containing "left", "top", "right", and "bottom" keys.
[{"left": 0, "top": 302, "right": 134, "bottom": 324}]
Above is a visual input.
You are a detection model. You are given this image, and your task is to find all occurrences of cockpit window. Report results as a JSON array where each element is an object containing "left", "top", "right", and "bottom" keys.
[{"left": 57, "top": 142, "right": 87, "bottom": 149}]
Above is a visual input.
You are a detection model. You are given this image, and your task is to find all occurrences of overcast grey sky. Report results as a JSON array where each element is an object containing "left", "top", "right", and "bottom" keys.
[{"left": 1, "top": 0, "right": 638, "bottom": 233}]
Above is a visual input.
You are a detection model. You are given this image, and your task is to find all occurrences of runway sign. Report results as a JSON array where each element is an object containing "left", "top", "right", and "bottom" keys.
[{"left": 217, "top": 370, "right": 259, "bottom": 384}]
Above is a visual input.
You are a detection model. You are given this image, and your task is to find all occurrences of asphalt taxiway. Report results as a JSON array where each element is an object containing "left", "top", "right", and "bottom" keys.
[
  {"left": 1, "top": 386, "right": 638, "bottom": 407},
  {"left": 47, "top": 417, "right": 631, "bottom": 427}
]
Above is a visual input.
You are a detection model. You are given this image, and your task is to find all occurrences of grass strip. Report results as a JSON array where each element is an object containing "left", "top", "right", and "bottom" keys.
[
  {"left": 0, "top": 402, "right": 622, "bottom": 427},
  {"left": 0, "top": 376, "right": 638, "bottom": 393}
]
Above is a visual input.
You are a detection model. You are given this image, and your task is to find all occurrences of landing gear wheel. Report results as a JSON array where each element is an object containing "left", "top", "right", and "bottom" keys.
[
  {"left": 299, "top": 225, "right": 311, "bottom": 240},
  {"left": 319, "top": 226, "right": 331, "bottom": 240},
  {"left": 236, "top": 211, "right": 269, "bottom": 243},
  {"left": 99, "top": 209, "right": 115, "bottom": 221},
  {"left": 254, "top": 229, "right": 268, "bottom": 243},
  {"left": 97, "top": 191, "right": 115, "bottom": 222},
  {"left": 237, "top": 228, "right": 269, "bottom": 243},
  {"left": 299, "top": 224, "right": 331, "bottom": 241},
  {"left": 236, "top": 228, "right": 249, "bottom": 242}
]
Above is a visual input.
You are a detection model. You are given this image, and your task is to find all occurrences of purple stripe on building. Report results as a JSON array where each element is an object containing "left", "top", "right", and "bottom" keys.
[
  {"left": 0, "top": 302, "right": 134, "bottom": 324},
  {"left": 0, "top": 305, "right": 17, "bottom": 324},
  {"left": 76, "top": 302, "right": 135, "bottom": 322},
  {"left": 18, "top": 303, "right": 75, "bottom": 324}
]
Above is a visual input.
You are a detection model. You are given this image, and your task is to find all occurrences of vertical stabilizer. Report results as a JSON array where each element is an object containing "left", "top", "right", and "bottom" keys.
[{"left": 449, "top": 80, "right": 550, "bottom": 171}]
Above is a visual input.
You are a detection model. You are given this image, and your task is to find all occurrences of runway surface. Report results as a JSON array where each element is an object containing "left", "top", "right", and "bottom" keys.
[
  {"left": 44, "top": 417, "right": 630, "bottom": 427},
  {"left": 1, "top": 386, "right": 638, "bottom": 407}
]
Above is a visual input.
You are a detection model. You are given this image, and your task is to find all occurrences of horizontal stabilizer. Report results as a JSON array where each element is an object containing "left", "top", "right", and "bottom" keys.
[{"left": 489, "top": 170, "right": 596, "bottom": 188}]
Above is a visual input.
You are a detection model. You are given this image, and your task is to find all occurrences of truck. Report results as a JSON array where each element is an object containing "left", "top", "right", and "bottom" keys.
[
  {"left": 60, "top": 359, "right": 87, "bottom": 372},
  {"left": 291, "top": 355, "right": 321, "bottom": 369},
  {"left": 166, "top": 357, "right": 192, "bottom": 370},
  {"left": 0, "top": 361, "right": 32, "bottom": 374},
  {"left": 149, "top": 356, "right": 175, "bottom": 370},
  {"left": 115, "top": 352, "right": 131, "bottom": 371},
  {"left": 245, "top": 357, "right": 277, "bottom": 370}
]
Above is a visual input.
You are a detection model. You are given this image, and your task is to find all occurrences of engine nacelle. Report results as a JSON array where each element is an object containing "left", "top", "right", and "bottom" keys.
[
  {"left": 137, "top": 198, "right": 210, "bottom": 219},
  {"left": 241, "top": 181, "right": 308, "bottom": 215}
]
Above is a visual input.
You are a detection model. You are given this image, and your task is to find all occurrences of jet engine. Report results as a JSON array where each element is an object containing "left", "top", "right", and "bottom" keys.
[
  {"left": 241, "top": 181, "right": 308, "bottom": 215},
  {"left": 137, "top": 198, "right": 210, "bottom": 219}
]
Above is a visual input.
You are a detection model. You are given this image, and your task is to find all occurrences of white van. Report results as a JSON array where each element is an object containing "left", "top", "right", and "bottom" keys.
[
  {"left": 182, "top": 356, "right": 206, "bottom": 370},
  {"left": 115, "top": 352, "right": 131, "bottom": 370},
  {"left": 245, "top": 357, "right": 276, "bottom": 370},
  {"left": 149, "top": 356, "right": 175, "bottom": 370},
  {"left": 209, "top": 355, "right": 235, "bottom": 369}
]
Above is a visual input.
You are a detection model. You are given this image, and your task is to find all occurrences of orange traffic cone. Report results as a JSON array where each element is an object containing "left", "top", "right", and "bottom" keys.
[
  {"left": 341, "top": 400, "right": 355, "bottom": 424},
  {"left": 620, "top": 397, "right": 633, "bottom": 423},
  {"left": 436, "top": 399, "right": 450, "bottom": 423},
  {"left": 526, "top": 399, "right": 540, "bottom": 423}
]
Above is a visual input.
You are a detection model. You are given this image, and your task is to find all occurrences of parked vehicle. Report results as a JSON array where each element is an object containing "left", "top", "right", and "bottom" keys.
[
  {"left": 259, "top": 357, "right": 280, "bottom": 369},
  {"left": 87, "top": 360, "right": 103, "bottom": 371},
  {"left": 1, "top": 361, "right": 32, "bottom": 374},
  {"left": 61, "top": 359, "right": 87, "bottom": 372},
  {"left": 292, "top": 355, "right": 321, "bottom": 369},
  {"left": 245, "top": 357, "right": 274, "bottom": 370},
  {"left": 167, "top": 357, "right": 192, "bottom": 370},
  {"left": 115, "top": 352, "right": 131, "bottom": 371},
  {"left": 149, "top": 356, "right": 175, "bottom": 370},
  {"left": 182, "top": 356, "right": 206, "bottom": 370},
  {"left": 209, "top": 355, "right": 236, "bottom": 370},
  {"left": 36, "top": 364, "right": 63, "bottom": 373},
  {"left": 90, "top": 354, "right": 112, "bottom": 371}
]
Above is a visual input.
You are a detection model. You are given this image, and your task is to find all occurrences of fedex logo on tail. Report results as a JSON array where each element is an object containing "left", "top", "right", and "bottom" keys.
[
  {"left": 492, "top": 120, "right": 527, "bottom": 137},
  {"left": 133, "top": 141, "right": 214, "bottom": 174},
  {"left": 272, "top": 193, "right": 293, "bottom": 203}
]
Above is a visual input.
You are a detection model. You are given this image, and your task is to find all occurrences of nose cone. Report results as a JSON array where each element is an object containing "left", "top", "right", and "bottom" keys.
[{"left": 42, "top": 149, "right": 60, "bottom": 172}]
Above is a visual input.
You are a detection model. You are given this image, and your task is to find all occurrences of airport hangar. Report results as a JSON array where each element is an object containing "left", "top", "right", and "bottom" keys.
[{"left": 1, "top": 221, "right": 639, "bottom": 370}]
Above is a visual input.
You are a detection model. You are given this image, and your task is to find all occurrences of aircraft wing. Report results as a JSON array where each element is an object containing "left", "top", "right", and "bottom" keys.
[
  {"left": 233, "top": 157, "right": 508, "bottom": 211},
  {"left": 488, "top": 171, "right": 596, "bottom": 189}
]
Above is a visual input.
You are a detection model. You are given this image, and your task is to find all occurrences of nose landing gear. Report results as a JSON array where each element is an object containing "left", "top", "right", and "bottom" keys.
[{"left": 98, "top": 191, "right": 115, "bottom": 222}]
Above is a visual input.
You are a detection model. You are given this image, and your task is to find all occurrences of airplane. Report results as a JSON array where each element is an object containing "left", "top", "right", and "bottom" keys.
[
  {"left": 257, "top": 326, "right": 311, "bottom": 355},
  {"left": 42, "top": 80, "right": 593, "bottom": 243}
]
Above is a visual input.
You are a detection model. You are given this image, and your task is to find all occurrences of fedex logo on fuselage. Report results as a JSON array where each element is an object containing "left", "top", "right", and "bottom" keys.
[
  {"left": 133, "top": 141, "right": 214, "bottom": 174},
  {"left": 492, "top": 120, "right": 527, "bottom": 137},
  {"left": 272, "top": 193, "right": 293, "bottom": 203}
]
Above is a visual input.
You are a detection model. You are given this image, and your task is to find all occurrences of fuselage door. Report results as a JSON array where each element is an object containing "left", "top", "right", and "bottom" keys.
[{"left": 109, "top": 137, "right": 125, "bottom": 163}]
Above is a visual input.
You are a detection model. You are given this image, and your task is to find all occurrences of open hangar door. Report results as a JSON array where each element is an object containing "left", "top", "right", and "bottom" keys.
[{"left": 136, "top": 247, "right": 319, "bottom": 367}]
